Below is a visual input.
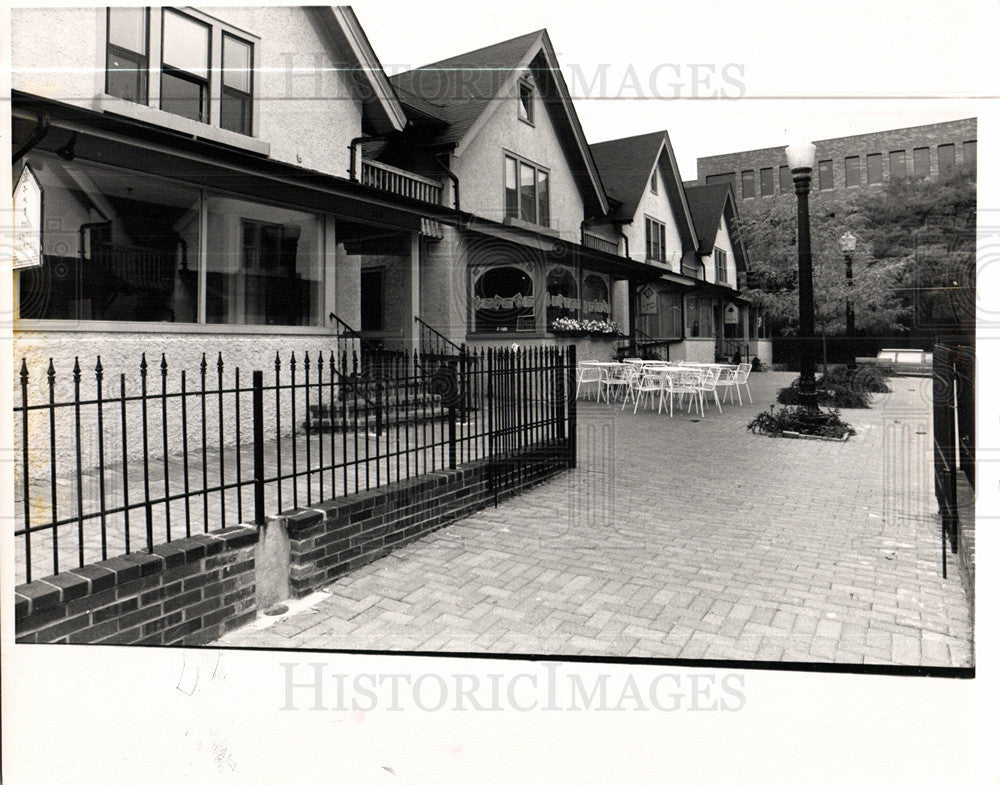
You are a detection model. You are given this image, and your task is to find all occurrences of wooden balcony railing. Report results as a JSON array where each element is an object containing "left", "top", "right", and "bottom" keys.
[
  {"left": 361, "top": 159, "right": 443, "bottom": 205},
  {"left": 582, "top": 233, "right": 621, "bottom": 256}
]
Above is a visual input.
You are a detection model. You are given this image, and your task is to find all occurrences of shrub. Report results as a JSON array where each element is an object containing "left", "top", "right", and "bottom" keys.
[
  {"left": 775, "top": 365, "right": 890, "bottom": 409},
  {"left": 747, "top": 405, "right": 856, "bottom": 439}
]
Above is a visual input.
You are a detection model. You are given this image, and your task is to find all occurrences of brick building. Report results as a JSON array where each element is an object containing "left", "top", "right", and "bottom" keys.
[{"left": 694, "top": 117, "right": 977, "bottom": 208}]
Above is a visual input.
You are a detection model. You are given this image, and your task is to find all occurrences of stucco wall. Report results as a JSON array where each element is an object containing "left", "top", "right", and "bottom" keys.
[
  {"left": 702, "top": 216, "right": 737, "bottom": 287},
  {"left": 748, "top": 339, "right": 773, "bottom": 366},
  {"left": 623, "top": 155, "right": 685, "bottom": 272},
  {"left": 419, "top": 227, "right": 468, "bottom": 347},
  {"left": 452, "top": 70, "right": 587, "bottom": 243},
  {"left": 671, "top": 338, "right": 716, "bottom": 364},
  {"left": 11, "top": 6, "right": 362, "bottom": 178}
]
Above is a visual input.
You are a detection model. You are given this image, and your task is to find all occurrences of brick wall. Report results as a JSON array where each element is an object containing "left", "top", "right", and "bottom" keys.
[
  {"left": 696, "top": 117, "right": 977, "bottom": 214},
  {"left": 14, "top": 527, "right": 258, "bottom": 645},
  {"left": 284, "top": 445, "right": 569, "bottom": 596}
]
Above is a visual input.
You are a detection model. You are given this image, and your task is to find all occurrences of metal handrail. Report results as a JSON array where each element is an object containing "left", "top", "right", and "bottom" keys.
[{"left": 415, "top": 316, "right": 463, "bottom": 354}]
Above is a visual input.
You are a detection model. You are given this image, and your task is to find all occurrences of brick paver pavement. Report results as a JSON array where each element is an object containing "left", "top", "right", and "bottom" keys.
[{"left": 216, "top": 372, "right": 973, "bottom": 667}]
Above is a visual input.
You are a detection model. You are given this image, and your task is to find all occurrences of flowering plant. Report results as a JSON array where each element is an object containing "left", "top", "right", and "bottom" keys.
[{"left": 550, "top": 317, "right": 622, "bottom": 335}]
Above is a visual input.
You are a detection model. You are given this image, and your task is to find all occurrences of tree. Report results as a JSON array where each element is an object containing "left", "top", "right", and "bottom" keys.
[{"left": 735, "top": 164, "right": 976, "bottom": 351}]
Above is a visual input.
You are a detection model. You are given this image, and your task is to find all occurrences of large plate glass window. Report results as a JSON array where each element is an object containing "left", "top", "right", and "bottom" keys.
[
  {"left": 106, "top": 7, "right": 149, "bottom": 104},
  {"left": 205, "top": 197, "right": 322, "bottom": 326},
  {"left": 161, "top": 9, "right": 211, "bottom": 123},
  {"left": 545, "top": 265, "right": 578, "bottom": 328},
  {"left": 18, "top": 153, "right": 200, "bottom": 322}
]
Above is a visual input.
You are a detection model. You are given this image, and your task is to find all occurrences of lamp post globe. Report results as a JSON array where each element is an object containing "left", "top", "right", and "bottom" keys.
[{"left": 786, "top": 140, "right": 819, "bottom": 412}]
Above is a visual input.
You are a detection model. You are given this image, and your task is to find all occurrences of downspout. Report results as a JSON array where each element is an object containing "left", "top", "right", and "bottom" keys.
[
  {"left": 434, "top": 152, "right": 460, "bottom": 210},
  {"left": 13, "top": 114, "right": 51, "bottom": 164},
  {"left": 348, "top": 132, "right": 394, "bottom": 182}
]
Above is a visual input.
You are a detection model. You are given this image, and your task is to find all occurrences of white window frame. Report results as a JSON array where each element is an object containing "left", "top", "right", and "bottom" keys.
[
  {"left": 645, "top": 216, "right": 666, "bottom": 263},
  {"left": 503, "top": 151, "right": 550, "bottom": 228},
  {"left": 714, "top": 248, "right": 728, "bottom": 283},
  {"left": 98, "top": 7, "right": 266, "bottom": 153}
]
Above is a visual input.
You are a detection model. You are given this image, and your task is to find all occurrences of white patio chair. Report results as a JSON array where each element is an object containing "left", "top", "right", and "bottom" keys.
[
  {"left": 632, "top": 368, "right": 672, "bottom": 415},
  {"left": 671, "top": 367, "right": 704, "bottom": 416},
  {"left": 575, "top": 364, "right": 603, "bottom": 400},
  {"left": 696, "top": 365, "right": 723, "bottom": 414},
  {"left": 718, "top": 362, "right": 752, "bottom": 405},
  {"left": 600, "top": 364, "right": 637, "bottom": 405}
]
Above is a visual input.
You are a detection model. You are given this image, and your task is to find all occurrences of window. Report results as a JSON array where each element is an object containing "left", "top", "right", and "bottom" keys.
[
  {"left": 636, "top": 287, "right": 682, "bottom": 340},
  {"left": 103, "top": 8, "right": 258, "bottom": 138},
  {"left": 685, "top": 295, "right": 714, "bottom": 337},
  {"left": 106, "top": 7, "right": 149, "bottom": 104},
  {"left": 913, "top": 147, "right": 930, "bottom": 178},
  {"left": 650, "top": 171, "right": 658, "bottom": 194},
  {"left": 963, "top": 140, "right": 977, "bottom": 167},
  {"left": 581, "top": 274, "right": 611, "bottom": 321},
  {"left": 503, "top": 154, "right": 550, "bottom": 227},
  {"left": 545, "top": 266, "right": 579, "bottom": 328},
  {"left": 818, "top": 159, "right": 833, "bottom": 190},
  {"left": 221, "top": 33, "right": 253, "bottom": 135},
  {"left": 706, "top": 172, "right": 735, "bottom": 186},
  {"left": 161, "top": 9, "right": 211, "bottom": 123},
  {"left": 741, "top": 170, "right": 755, "bottom": 199},
  {"left": 759, "top": 167, "right": 773, "bottom": 196},
  {"left": 845, "top": 156, "right": 860, "bottom": 188},
  {"left": 205, "top": 200, "right": 322, "bottom": 326},
  {"left": 889, "top": 150, "right": 906, "bottom": 180},
  {"left": 779, "top": 165, "right": 792, "bottom": 193},
  {"left": 866, "top": 153, "right": 883, "bottom": 185},
  {"left": 714, "top": 248, "right": 728, "bottom": 283},
  {"left": 645, "top": 217, "right": 667, "bottom": 262},
  {"left": 937, "top": 144, "right": 955, "bottom": 173},
  {"left": 19, "top": 152, "right": 324, "bottom": 326},
  {"left": 472, "top": 265, "right": 534, "bottom": 333},
  {"left": 517, "top": 79, "right": 534, "bottom": 124}
]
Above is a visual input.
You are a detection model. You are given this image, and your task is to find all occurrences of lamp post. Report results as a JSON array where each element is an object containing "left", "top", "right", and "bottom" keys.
[
  {"left": 839, "top": 231, "right": 857, "bottom": 370},
  {"left": 786, "top": 140, "right": 819, "bottom": 412}
]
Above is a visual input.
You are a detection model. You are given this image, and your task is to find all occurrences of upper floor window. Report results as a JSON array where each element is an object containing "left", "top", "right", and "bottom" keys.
[
  {"left": 741, "top": 170, "right": 754, "bottom": 199},
  {"left": 705, "top": 172, "right": 735, "bottom": 186},
  {"left": 517, "top": 79, "right": 534, "bottom": 125},
  {"left": 504, "top": 154, "right": 549, "bottom": 227},
  {"left": 845, "top": 156, "right": 860, "bottom": 188},
  {"left": 913, "top": 147, "right": 930, "bottom": 178},
  {"left": 714, "top": 248, "right": 728, "bottom": 283},
  {"left": 645, "top": 217, "right": 666, "bottom": 263},
  {"left": 779, "top": 165, "right": 792, "bottom": 193},
  {"left": 650, "top": 170, "right": 658, "bottom": 194},
  {"left": 106, "top": 8, "right": 149, "bottom": 104},
  {"left": 866, "top": 153, "right": 883, "bottom": 185},
  {"left": 103, "top": 8, "right": 257, "bottom": 137},
  {"left": 759, "top": 167, "right": 773, "bottom": 196},
  {"left": 221, "top": 33, "right": 254, "bottom": 134},
  {"left": 963, "top": 140, "right": 977, "bottom": 167},
  {"left": 818, "top": 159, "right": 833, "bottom": 190},
  {"left": 937, "top": 144, "right": 955, "bottom": 173},
  {"left": 161, "top": 9, "right": 211, "bottom": 123},
  {"left": 889, "top": 150, "right": 907, "bottom": 180}
]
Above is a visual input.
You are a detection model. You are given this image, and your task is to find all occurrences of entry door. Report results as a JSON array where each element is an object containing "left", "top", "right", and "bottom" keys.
[{"left": 360, "top": 268, "right": 384, "bottom": 332}]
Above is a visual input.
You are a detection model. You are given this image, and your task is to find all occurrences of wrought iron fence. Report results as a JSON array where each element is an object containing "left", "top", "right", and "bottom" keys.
[
  {"left": 932, "top": 341, "right": 974, "bottom": 578},
  {"left": 14, "top": 344, "right": 576, "bottom": 583}
]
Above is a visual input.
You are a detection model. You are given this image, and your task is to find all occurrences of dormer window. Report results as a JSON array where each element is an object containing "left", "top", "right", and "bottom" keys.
[{"left": 517, "top": 78, "right": 534, "bottom": 125}]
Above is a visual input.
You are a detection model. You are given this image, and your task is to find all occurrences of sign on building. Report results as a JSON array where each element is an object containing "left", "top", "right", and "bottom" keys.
[
  {"left": 638, "top": 285, "right": 657, "bottom": 315},
  {"left": 13, "top": 164, "right": 43, "bottom": 269}
]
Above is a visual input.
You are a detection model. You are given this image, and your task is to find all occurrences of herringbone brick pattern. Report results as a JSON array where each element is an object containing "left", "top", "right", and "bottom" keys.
[{"left": 217, "top": 373, "right": 973, "bottom": 667}]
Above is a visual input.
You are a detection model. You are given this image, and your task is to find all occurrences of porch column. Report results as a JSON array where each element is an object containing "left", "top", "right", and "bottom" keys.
[{"left": 404, "top": 232, "right": 421, "bottom": 357}]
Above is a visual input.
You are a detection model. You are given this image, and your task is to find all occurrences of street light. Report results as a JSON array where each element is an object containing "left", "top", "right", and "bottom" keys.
[
  {"left": 786, "top": 139, "right": 819, "bottom": 412},
  {"left": 839, "top": 231, "right": 857, "bottom": 370}
]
